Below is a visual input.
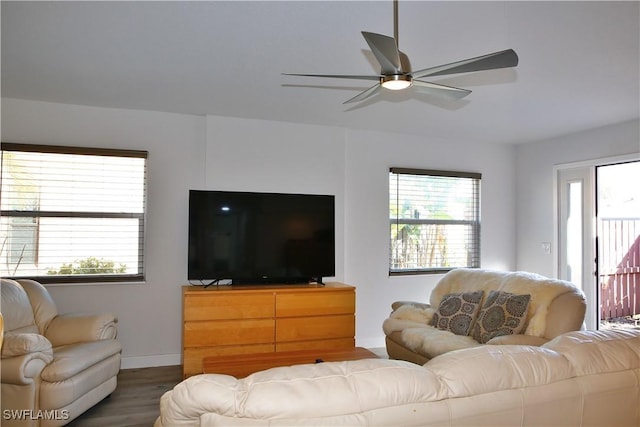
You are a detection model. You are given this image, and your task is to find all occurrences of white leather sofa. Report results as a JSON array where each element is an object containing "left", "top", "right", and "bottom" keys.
[
  {"left": 156, "top": 329, "right": 639, "bottom": 426},
  {"left": 384, "top": 268, "right": 587, "bottom": 365},
  {"left": 1, "top": 278, "right": 122, "bottom": 427}
]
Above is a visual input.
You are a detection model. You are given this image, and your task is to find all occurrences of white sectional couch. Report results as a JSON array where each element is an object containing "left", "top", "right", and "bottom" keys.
[{"left": 156, "top": 329, "right": 640, "bottom": 426}]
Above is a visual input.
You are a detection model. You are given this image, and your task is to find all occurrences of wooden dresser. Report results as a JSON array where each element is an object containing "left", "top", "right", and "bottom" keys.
[{"left": 182, "top": 282, "right": 355, "bottom": 378}]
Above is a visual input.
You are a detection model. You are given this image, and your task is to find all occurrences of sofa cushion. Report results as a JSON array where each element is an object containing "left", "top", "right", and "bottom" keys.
[
  {"left": 426, "top": 344, "right": 575, "bottom": 398},
  {"left": 40, "top": 353, "right": 121, "bottom": 409},
  {"left": 431, "top": 291, "right": 484, "bottom": 336},
  {"left": 17, "top": 279, "right": 60, "bottom": 334},
  {"left": 542, "top": 329, "right": 640, "bottom": 376},
  {"left": 0, "top": 279, "right": 39, "bottom": 334},
  {"left": 401, "top": 327, "right": 481, "bottom": 358},
  {"left": 384, "top": 304, "right": 481, "bottom": 359},
  {"left": 472, "top": 290, "right": 530, "bottom": 344},
  {"left": 41, "top": 339, "right": 122, "bottom": 382},
  {"left": 159, "top": 359, "right": 444, "bottom": 423}
]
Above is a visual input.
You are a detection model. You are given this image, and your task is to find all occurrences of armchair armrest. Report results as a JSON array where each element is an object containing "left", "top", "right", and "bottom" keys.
[
  {"left": 391, "top": 301, "right": 431, "bottom": 311},
  {"left": 1, "top": 333, "right": 53, "bottom": 385},
  {"left": 1, "top": 332, "right": 52, "bottom": 358},
  {"left": 46, "top": 312, "right": 118, "bottom": 346}
]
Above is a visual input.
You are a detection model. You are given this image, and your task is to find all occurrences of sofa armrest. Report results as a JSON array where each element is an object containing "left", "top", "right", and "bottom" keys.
[
  {"left": 1, "top": 333, "right": 52, "bottom": 358},
  {"left": 1, "top": 354, "right": 54, "bottom": 384},
  {"left": 46, "top": 313, "right": 118, "bottom": 346},
  {"left": 1, "top": 334, "right": 53, "bottom": 385},
  {"left": 391, "top": 301, "right": 431, "bottom": 311},
  {"left": 486, "top": 334, "right": 550, "bottom": 346}
]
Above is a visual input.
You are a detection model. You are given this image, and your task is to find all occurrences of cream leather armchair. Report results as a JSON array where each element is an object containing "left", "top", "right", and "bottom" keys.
[
  {"left": 1, "top": 278, "right": 122, "bottom": 427},
  {"left": 383, "top": 268, "right": 587, "bottom": 365}
]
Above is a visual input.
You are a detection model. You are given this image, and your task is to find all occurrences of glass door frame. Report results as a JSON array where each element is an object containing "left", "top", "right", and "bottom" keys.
[{"left": 554, "top": 153, "right": 639, "bottom": 331}]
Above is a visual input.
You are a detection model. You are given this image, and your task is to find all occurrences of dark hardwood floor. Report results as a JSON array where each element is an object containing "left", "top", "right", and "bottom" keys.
[{"left": 66, "top": 365, "right": 182, "bottom": 427}]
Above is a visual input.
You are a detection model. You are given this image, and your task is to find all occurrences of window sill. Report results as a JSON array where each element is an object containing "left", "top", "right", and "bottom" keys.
[{"left": 43, "top": 279, "right": 147, "bottom": 287}]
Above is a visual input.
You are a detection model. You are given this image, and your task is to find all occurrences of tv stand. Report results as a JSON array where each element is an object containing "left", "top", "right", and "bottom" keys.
[{"left": 181, "top": 282, "right": 355, "bottom": 378}]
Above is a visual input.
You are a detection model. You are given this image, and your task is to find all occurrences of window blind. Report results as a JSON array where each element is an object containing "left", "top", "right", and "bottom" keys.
[
  {"left": 389, "top": 167, "right": 481, "bottom": 274},
  {"left": 0, "top": 143, "right": 148, "bottom": 283}
]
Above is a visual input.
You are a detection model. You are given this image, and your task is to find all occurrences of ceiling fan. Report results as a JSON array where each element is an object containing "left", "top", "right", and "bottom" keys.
[{"left": 283, "top": 1, "right": 519, "bottom": 104}]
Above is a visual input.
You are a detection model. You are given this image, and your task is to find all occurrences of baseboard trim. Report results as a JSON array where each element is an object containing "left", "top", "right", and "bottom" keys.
[
  {"left": 356, "top": 336, "right": 386, "bottom": 349},
  {"left": 121, "top": 353, "right": 181, "bottom": 369}
]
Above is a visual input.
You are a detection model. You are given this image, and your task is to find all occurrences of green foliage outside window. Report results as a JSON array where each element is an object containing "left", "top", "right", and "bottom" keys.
[{"left": 47, "top": 257, "right": 127, "bottom": 275}]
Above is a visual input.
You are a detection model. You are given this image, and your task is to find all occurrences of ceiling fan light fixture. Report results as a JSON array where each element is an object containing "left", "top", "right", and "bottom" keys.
[{"left": 381, "top": 74, "right": 412, "bottom": 90}]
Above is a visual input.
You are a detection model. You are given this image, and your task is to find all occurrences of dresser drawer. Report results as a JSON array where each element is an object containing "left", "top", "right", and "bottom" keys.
[
  {"left": 276, "top": 291, "right": 355, "bottom": 317},
  {"left": 276, "top": 314, "right": 355, "bottom": 342},
  {"left": 184, "top": 319, "right": 275, "bottom": 347},
  {"left": 184, "top": 292, "right": 274, "bottom": 321}
]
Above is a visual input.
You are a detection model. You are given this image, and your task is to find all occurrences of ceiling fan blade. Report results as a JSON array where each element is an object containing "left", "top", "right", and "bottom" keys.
[
  {"left": 412, "top": 80, "right": 472, "bottom": 100},
  {"left": 412, "top": 49, "right": 518, "bottom": 79},
  {"left": 282, "top": 73, "right": 380, "bottom": 81},
  {"left": 343, "top": 83, "right": 382, "bottom": 104},
  {"left": 361, "top": 31, "right": 402, "bottom": 74}
]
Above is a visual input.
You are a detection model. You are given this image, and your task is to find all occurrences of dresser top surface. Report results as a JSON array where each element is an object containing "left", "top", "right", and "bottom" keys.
[{"left": 183, "top": 282, "right": 354, "bottom": 294}]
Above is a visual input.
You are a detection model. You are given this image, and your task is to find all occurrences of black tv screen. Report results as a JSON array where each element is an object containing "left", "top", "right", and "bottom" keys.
[{"left": 188, "top": 190, "right": 335, "bottom": 284}]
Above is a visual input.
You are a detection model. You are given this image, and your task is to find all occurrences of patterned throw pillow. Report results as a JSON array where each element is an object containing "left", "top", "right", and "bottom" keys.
[
  {"left": 431, "top": 291, "right": 484, "bottom": 336},
  {"left": 471, "top": 290, "right": 531, "bottom": 344}
]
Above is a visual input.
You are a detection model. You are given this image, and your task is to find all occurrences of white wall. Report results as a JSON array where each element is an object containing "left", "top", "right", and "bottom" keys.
[
  {"left": 201, "top": 117, "right": 518, "bottom": 348},
  {"left": 343, "top": 129, "right": 517, "bottom": 347},
  {"left": 515, "top": 119, "right": 640, "bottom": 277},
  {"left": 1, "top": 97, "right": 518, "bottom": 364},
  {"left": 202, "top": 116, "right": 347, "bottom": 282},
  {"left": 2, "top": 98, "right": 206, "bottom": 367}
]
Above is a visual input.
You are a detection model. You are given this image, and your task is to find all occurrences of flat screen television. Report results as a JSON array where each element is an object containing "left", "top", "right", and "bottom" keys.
[{"left": 188, "top": 190, "right": 335, "bottom": 285}]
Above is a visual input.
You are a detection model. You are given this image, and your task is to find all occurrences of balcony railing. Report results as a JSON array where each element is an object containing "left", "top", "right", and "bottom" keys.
[{"left": 598, "top": 218, "right": 640, "bottom": 320}]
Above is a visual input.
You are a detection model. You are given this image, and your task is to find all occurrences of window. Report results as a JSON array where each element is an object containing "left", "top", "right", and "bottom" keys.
[
  {"left": 1, "top": 143, "right": 148, "bottom": 283},
  {"left": 389, "top": 168, "right": 481, "bottom": 275}
]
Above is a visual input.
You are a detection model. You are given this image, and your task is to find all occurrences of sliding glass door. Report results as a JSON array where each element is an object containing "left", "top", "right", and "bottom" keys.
[
  {"left": 596, "top": 161, "right": 640, "bottom": 329},
  {"left": 557, "top": 158, "right": 640, "bottom": 330}
]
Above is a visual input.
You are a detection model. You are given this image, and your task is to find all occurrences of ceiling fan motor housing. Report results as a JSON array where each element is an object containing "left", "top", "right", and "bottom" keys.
[{"left": 380, "top": 74, "right": 413, "bottom": 90}]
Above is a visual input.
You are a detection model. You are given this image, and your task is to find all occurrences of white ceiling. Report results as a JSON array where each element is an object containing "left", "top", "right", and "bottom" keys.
[{"left": 2, "top": 1, "right": 639, "bottom": 144}]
